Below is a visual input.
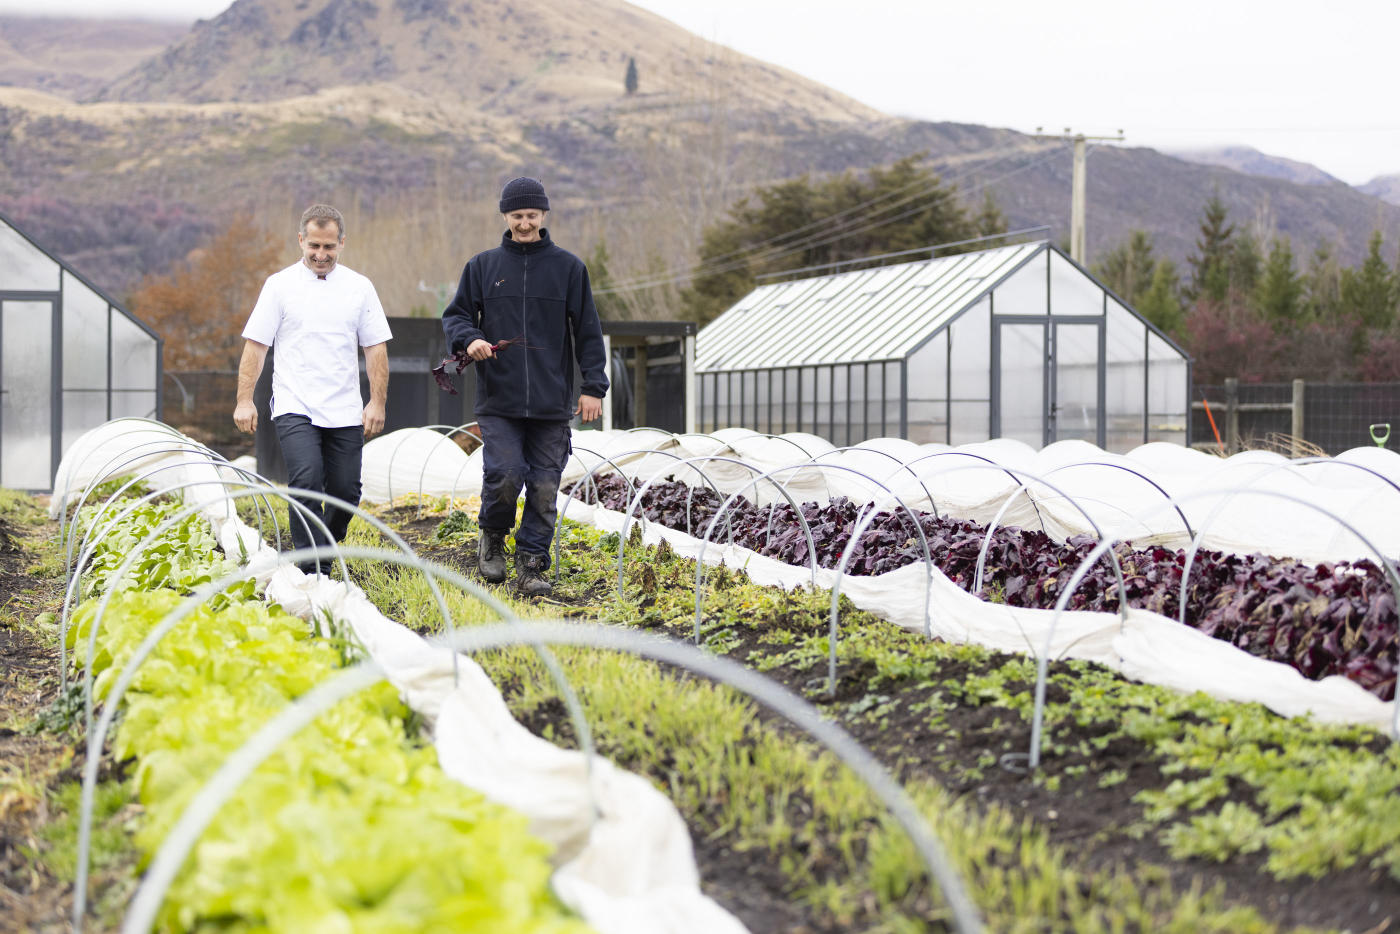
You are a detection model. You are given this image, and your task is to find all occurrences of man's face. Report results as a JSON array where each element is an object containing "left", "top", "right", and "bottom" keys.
[
  {"left": 504, "top": 209, "right": 545, "bottom": 243},
  {"left": 298, "top": 220, "right": 344, "bottom": 275}
]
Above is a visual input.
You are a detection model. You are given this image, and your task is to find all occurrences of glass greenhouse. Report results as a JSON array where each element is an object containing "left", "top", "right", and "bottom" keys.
[
  {"left": 695, "top": 241, "right": 1190, "bottom": 452},
  {"left": 0, "top": 210, "right": 162, "bottom": 490}
]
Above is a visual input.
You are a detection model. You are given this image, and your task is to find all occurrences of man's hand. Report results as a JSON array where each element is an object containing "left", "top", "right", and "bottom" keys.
[
  {"left": 234, "top": 401, "right": 258, "bottom": 434},
  {"left": 466, "top": 339, "right": 497, "bottom": 362},
  {"left": 576, "top": 394, "right": 602, "bottom": 423},
  {"left": 363, "top": 400, "right": 386, "bottom": 439}
]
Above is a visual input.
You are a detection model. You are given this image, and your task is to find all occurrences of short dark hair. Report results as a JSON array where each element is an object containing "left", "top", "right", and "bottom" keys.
[{"left": 299, "top": 204, "right": 345, "bottom": 239}]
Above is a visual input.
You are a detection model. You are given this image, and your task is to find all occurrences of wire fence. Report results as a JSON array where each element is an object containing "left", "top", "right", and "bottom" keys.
[{"left": 1192, "top": 379, "right": 1400, "bottom": 455}]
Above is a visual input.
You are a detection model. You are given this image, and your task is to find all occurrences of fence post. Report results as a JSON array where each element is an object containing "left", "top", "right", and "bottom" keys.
[
  {"left": 1291, "top": 379, "right": 1305, "bottom": 457},
  {"left": 1224, "top": 377, "right": 1240, "bottom": 451}
]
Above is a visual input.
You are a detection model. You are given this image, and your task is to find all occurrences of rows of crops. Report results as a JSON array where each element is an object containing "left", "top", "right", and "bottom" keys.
[{"left": 31, "top": 419, "right": 1400, "bottom": 931}]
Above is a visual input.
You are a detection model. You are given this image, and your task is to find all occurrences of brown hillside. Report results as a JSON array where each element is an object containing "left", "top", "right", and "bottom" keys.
[
  {"left": 97, "top": 0, "right": 878, "bottom": 125},
  {"left": 0, "top": 16, "right": 187, "bottom": 99},
  {"left": 4, "top": 2, "right": 1400, "bottom": 318}
]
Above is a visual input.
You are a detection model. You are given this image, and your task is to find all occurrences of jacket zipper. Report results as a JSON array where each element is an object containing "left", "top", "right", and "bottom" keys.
[{"left": 521, "top": 253, "right": 530, "bottom": 415}]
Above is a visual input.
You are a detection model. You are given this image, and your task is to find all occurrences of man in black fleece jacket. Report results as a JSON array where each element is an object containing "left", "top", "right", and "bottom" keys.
[{"left": 441, "top": 177, "right": 609, "bottom": 595}]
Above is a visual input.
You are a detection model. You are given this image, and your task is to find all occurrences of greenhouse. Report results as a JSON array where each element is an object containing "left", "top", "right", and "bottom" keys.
[
  {"left": 695, "top": 241, "right": 1190, "bottom": 452},
  {"left": 0, "top": 210, "right": 162, "bottom": 490}
]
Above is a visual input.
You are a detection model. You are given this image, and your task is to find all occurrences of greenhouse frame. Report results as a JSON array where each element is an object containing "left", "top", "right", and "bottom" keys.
[
  {"left": 0, "top": 210, "right": 162, "bottom": 490},
  {"left": 695, "top": 241, "right": 1191, "bottom": 452}
]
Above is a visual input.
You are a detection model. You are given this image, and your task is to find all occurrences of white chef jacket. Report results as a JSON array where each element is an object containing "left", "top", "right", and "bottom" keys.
[{"left": 242, "top": 261, "right": 393, "bottom": 427}]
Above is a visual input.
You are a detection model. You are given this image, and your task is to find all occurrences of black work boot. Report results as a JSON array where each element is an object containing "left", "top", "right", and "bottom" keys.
[
  {"left": 516, "top": 552, "right": 552, "bottom": 597},
  {"left": 478, "top": 530, "right": 508, "bottom": 583}
]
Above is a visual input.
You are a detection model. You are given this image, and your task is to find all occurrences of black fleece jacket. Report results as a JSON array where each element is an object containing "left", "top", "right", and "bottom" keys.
[{"left": 441, "top": 230, "right": 609, "bottom": 419}]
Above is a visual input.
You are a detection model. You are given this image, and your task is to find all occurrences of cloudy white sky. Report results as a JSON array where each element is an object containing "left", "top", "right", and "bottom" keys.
[{"left": 6, "top": 0, "right": 1397, "bottom": 185}]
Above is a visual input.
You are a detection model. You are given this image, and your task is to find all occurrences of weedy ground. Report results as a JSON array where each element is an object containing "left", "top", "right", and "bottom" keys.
[
  {"left": 352, "top": 500, "right": 1400, "bottom": 933},
  {"left": 4, "top": 488, "right": 1398, "bottom": 932}
]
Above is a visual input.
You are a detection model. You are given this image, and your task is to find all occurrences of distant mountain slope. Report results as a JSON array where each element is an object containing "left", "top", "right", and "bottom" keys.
[
  {"left": 1359, "top": 174, "right": 1400, "bottom": 206},
  {"left": 1170, "top": 145, "right": 1343, "bottom": 188},
  {"left": 0, "top": 16, "right": 187, "bottom": 99},
  {"left": 97, "top": 0, "right": 878, "bottom": 125},
  {"left": 4, "top": 3, "right": 1400, "bottom": 307}
]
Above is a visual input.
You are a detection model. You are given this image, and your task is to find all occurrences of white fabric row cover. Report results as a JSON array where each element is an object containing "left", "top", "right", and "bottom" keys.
[
  {"left": 50, "top": 419, "right": 748, "bottom": 934},
  {"left": 357, "top": 426, "right": 1398, "bottom": 731},
  {"left": 361, "top": 426, "right": 1400, "bottom": 567}
]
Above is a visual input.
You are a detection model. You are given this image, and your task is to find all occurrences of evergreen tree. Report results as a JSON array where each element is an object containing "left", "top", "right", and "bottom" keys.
[
  {"left": 1136, "top": 259, "right": 1185, "bottom": 336},
  {"left": 1092, "top": 229, "right": 1157, "bottom": 305},
  {"left": 973, "top": 191, "right": 1008, "bottom": 239},
  {"left": 588, "top": 240, "right": 622, "bottom": 320},
  {"left": 1304, "top": 241, "right": 1343, "bottom": 320},
  {"left": 681, "top": 155, "right": 977, "bottom": 325},
  {"left": 1184, "top": 193, "right": 1234, "bottom": 304},
  {"left": 1341, "top": 231, "right": 1398, "bottom": 329},
  {"left": 1229, "top": 229, "right": 1262, "bottom": 301},
  {"left": 625, "top": 57, "right": 639, "bottom": 95},
  {"left": 1255, "top": 237, "right": 1303, "bottom": 326}
]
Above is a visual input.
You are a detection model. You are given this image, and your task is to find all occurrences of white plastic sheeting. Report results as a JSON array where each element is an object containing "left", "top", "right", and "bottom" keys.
[
  {"left": 51, "top": 421, "right": 748, "bottom": 934},
  {"left": 358, "top": 427, "right": 1398, "bottom": 731}
]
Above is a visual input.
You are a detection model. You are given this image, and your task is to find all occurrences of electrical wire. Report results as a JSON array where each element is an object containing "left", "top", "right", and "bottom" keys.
[
  {"left": 595, "top": 143, "right": 1069, "bottom": 295},
  {"left": 595, "top": 143, "right": 1051, "bottom": 293}
]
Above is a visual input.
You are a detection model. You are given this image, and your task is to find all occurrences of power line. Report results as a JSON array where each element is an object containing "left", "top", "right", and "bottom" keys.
[{"left": 594, "top": 144, "right": 1062, "bottom": 295}]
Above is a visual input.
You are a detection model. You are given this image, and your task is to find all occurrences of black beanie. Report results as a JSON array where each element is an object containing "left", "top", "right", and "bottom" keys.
[{"left": 499, "top": 177, "right": 550, "bottom": 213}]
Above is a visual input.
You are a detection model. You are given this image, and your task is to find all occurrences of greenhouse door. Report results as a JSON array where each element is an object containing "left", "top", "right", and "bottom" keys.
[
  {"left": 1050, "top": 320, "right": 1103, "bottom": 446},
  {"left": 994, "top": 318, "right": 1103, "bottom": 448},
  {"left": 0, "top": 297, "right": 59, "bottom": 490}
]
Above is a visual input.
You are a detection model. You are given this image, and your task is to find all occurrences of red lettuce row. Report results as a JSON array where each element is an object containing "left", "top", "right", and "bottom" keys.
[{"left": 567, "top": 474, "right": 1398, "bottom": 700}]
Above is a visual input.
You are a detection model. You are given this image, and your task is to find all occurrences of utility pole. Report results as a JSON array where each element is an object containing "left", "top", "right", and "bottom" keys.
[{"left": 1034, "top": 128, "right": 1125, "bottom": 264}]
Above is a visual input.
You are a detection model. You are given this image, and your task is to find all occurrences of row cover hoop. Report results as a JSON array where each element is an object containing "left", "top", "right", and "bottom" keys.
[
  {"left": 414, "top": 422, "right": 480, "bottom": 517},
  {"left": 1176, "top": 456, "right": 1400, "bottom": 629},
  {"left": 61, "top": 459, "right": 318, "bottom": 696},
  {"left": 1023, "top": 485, "right": 1400, "bottom": 772},
  {"left": 556, "top": 446, "right": 730, "bottom": 583},
  {"left": 122, "top": 619, "right": 985, "bottom": 934},
  {"left": 690, "top": 462, "right": 934, "bottom": 687},
  {"left": 65, "top": 477, "right": 342, "bottom": 741},
  {"left": 73, "top": 532, "right": 601, "bottom": 928},
  {"left": 384, "top": 423, "right": 466, "bottom": 507},
  {"left": 958, "top": 463, "right": 1130, "bottom": 611}
]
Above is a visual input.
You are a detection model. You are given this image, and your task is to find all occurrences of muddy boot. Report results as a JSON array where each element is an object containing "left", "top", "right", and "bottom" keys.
[
  {"left": 516, "top": 552, "right": 552, "bottom": 597},
  {"left": 477, "top": 530, "right": 508, "bottom": 583}
]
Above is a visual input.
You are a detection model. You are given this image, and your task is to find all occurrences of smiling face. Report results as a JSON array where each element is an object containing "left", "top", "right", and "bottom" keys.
[
  {"left": 298, "top": 220, "right": 344, "bottom": 275},
  {"left": 503, "top": 208, "right": 545, "bottom": 243}
]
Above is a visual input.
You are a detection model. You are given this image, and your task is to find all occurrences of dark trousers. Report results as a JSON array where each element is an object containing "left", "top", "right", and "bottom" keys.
[
  {"left": 274, "top": 414, "right": 364, "bottom": 574},
  {"left": 478, "top": 415, "right": 572, "bottom": 565}
]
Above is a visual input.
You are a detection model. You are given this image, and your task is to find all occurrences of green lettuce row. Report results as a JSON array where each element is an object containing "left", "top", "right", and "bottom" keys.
[
  {"left": 75, "top": 500, "right": 241, "bottom": 600},
  {"left": 70, "top": 503, "right": 591, "bottom": 933}
]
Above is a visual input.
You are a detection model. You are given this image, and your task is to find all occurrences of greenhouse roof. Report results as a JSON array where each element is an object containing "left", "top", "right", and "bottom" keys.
[{"left": 695, "top": 240, "right": 1044, "bottom": 372}]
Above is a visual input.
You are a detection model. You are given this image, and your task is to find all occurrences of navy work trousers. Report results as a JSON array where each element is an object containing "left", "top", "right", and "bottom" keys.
[
  {"left": 477, "top": 415, "right": 572, "bottom": 565},
  {"left": 273, "top": 414, "right": 363, "bottom": 575}
]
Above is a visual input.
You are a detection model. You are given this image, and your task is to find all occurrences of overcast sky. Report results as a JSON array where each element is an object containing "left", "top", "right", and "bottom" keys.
[{"left": 6, "top": 0, "right": 1396, "bottom": 185}]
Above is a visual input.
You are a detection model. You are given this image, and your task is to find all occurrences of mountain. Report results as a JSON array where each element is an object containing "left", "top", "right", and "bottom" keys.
[
  {"left": 1359, "top": 174, "right": 1400, "bottom": 206},
  {"left": 1168, "top": 146, "right": 1343, "bottom": 187},
  {"left": 0, "top": 16, "right": 187, "bottom": 99},
  {"left": 3, "top": 0, "right": 1400, "bottom": 311},
  {"left": 96, "top": 0, "right": 875, "bottom": 124}
]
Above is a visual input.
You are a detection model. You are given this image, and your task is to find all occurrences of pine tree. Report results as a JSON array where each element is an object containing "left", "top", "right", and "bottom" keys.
[
  {"left": 1184, "top": 193, "right": 1234, "bottom": 304},
  {"left": 681, "top": 155, "right": 976, "bottom": 324},
  {"left": 1255, "top": 237, "right": 1303, "bottom": 326},
  {"left": 1341, "top": 231, "right": 1398, "bottom": 329},
  {"left": 1092, "top": 229, "right": 1157, "bottom": 305},
  {"left": 1304, "top": 241, "right": 1343, "bottom": 320},
  {"left": 973, "top": 191, "right": 1007, "bottom": 239},
  {"left": 1136, "top": 259, "right": 1185, "bottom": 336},
  {"left": 625, "top": 57, "right": 638, "bottom": 95},
  {"left": 1228, "top": 229, "right": 1262, "bottom": 301}
]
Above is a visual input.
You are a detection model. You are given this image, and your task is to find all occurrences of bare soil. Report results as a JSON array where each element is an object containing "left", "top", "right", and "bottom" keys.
[
  {"left": 4, "top": 499, "right": 1398, "bottom": 932},
  {"left": 384, "top": 505, "right": 1400, "bottom": 934}
]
